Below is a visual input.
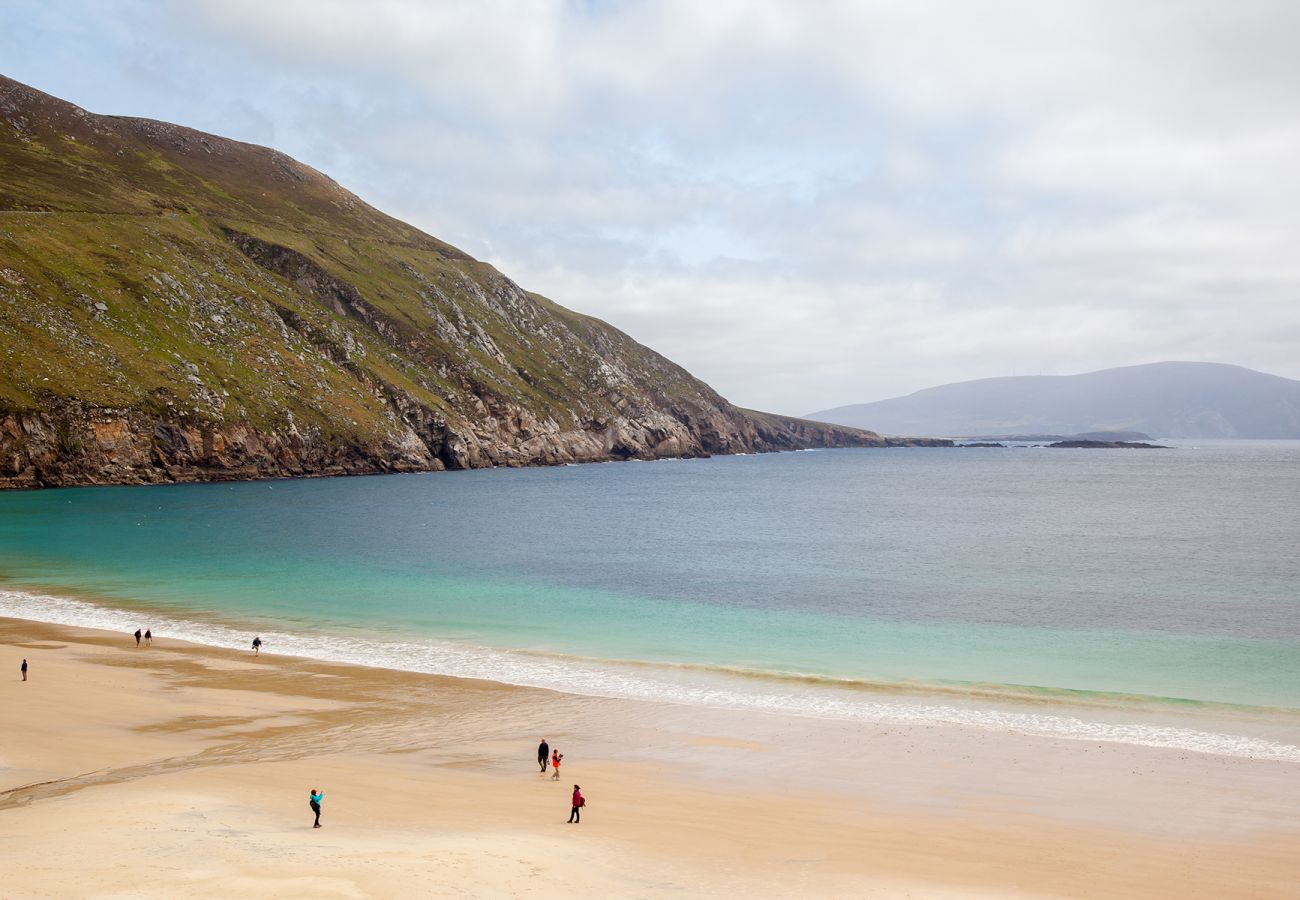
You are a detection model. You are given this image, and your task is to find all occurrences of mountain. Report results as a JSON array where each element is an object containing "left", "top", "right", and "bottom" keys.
[
  {"left": 807, "top": 362, "right": 1300, "bottom": 439},
  {"left": 0, "top": 76, "right": 895, "bottom": 489}
]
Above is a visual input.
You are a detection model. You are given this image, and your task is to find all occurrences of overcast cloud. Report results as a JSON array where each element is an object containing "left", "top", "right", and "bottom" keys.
[{"left": 3, "top": 0, "right": 1298, "bottom": 414}]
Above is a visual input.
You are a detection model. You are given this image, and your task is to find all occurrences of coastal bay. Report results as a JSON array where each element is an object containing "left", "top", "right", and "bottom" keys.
[
  {"left": 2, "top": 445, "right": 1296, "bottom": 712},
  {"left": 5, "top": 6, "right": 1300, "bottom": 897},
  {"left": 2, "top": 443, "right": 1297, "bottom": 897}
]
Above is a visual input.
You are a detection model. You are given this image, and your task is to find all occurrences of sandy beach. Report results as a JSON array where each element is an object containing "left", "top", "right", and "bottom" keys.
[{"left": 1, "top": 617, "right": 1298, "bottom": 899}]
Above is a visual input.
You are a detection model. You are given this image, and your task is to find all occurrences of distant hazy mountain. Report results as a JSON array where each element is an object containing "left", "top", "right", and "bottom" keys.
[{"left": 807, "top": 362, "right": 1300, "bottom": 439}]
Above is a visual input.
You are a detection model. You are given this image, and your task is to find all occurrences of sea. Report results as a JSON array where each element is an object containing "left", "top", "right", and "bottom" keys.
[{"left": 1, "top": 441, "right": 1297, "bottom": 760}]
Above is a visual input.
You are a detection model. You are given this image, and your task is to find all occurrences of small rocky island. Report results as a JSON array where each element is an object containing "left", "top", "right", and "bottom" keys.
[{"left": 1046, "top": 440, "right": 1170, "bottom": 449}]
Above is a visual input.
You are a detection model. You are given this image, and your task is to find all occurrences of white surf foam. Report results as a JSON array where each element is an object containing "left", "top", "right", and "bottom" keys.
[{"left": 3, "top": 588, "right": 1298, "bottom": 763}]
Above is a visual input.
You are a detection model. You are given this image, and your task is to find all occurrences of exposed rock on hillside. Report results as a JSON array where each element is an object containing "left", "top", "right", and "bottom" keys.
[{"left": 0, "top": 75, "right": 890, "bottom": 488}]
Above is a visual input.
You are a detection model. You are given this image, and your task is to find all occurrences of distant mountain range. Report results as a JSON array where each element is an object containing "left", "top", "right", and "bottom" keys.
[{"left": 807, "top": 362, "right": 1300, "bottom": 439}]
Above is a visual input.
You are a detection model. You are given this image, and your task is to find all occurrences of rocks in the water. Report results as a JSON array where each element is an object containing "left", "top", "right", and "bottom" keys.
[{"left": 1045, "top": 440, "right": 1170, "bottom": 449}]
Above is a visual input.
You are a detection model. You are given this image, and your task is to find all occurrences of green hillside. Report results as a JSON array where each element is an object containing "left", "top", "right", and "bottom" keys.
[{"left": 0, "top": 75, "right": 889, "bottom": 487}]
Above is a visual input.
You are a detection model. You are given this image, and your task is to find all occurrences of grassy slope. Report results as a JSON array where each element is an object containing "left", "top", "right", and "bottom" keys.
[{"left": 0, "top": 75, "right": 877, "bottom": 478}]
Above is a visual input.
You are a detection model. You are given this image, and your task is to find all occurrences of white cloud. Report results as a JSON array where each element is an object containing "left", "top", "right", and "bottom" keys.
[{"left": 10, "top": 0, "right": 1299, "bottom": 412}]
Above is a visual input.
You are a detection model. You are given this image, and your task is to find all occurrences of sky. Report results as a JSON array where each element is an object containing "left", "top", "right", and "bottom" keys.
[{"left": 3, "top": 1, "right": 1299, "bottom": 415}]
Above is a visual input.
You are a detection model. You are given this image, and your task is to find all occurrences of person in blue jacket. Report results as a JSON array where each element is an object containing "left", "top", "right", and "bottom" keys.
[{"left": 309, "top": 788, "right": 323, "bottom": 828}]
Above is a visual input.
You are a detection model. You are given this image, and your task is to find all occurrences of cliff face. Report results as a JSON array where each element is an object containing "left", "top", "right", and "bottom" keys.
[{"left": 0, "top": 76, "right": 890, "bottom": 489}]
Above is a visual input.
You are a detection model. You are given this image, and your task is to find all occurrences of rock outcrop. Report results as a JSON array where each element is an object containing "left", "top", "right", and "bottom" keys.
[
  {"left": 1045, "top": 440, "right": 1169, "bottom": 449},
  {"left": 0, "top": 75, "right": 897, "bottom": 489}
]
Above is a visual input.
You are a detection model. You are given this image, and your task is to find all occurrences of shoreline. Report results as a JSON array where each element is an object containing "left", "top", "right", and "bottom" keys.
[
  {"left": 0, "top": 439, "right": 957, "bottom": 493},
  {"left": 3, "top": 615, "right": 1300, "bottom": 897},
  {"left": 3, "top": 586, "right": 1299, "bottom": 766},
  {"left": 10, "top": 437, "right": 1289, "bottom": 493}
]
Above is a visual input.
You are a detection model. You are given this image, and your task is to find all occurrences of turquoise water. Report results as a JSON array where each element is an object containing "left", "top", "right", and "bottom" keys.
[{"left": 1, "top": 442, "right": 1298, "bottom": 730}]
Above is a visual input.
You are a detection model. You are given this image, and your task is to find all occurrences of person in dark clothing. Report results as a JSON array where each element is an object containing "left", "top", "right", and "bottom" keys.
[
  {"left": 134, "top": 628, "right": 142, "bottom": 647},
  {"left": 252, "top": 636, "right": 262, "bottom": 656},
  {"left": 568, "top": 785, "right": 584, "bottom": 823},
  {"left": 537, "top": 738, "right": 549, "bottom": 773},
  {"left": 144, "top": 629, "right": 152, "bottom": 646},
  {"left": 20, "top": 658, "right": 28, "bottom": 681},
  {"left": 309, "top": 788, "right": 323, "bottom": 828}
]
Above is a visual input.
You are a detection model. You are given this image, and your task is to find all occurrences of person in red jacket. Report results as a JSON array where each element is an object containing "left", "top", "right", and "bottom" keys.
[
  {"left": 551, "top": 749, "right": 562, "bottom": 780},
  {"left": 568, "top": 784, "right": 584, "bottom": 823}
]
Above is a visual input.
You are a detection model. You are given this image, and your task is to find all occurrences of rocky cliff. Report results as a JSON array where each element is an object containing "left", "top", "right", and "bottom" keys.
[{"left": 0, "top": 76, "right": 896, "bottom": 489}]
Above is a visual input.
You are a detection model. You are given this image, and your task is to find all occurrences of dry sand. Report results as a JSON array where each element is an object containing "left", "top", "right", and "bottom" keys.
[{"left": 1, "top": 617, "right": 1297, "bottom": 898}]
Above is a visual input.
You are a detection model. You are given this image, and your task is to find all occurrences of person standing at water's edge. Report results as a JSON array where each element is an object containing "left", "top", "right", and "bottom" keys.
[
  {"left": 20, "top": 658, "right": 27, "bottom": 681},
  {"left": 134, "top": 628, "right": 141, "bottom": 647},
  {"left": 568, "top": 785, "right": 584, "bottom": 823},
  {"left": 144, "top": 629, "right": 152, "bottom": 647},
  {"left": 537, "top": 738, "right": 549, "bottom": 773},
  {"left": 309, "top": 788, "right": 323, "bottom": 828},
  {"left": 252, "top": 636, "right": 262, "bottom": 656}
]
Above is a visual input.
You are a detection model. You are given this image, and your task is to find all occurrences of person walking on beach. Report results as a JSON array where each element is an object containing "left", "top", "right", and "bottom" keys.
[
  {"left": 252, "top": 636, "right": 262, "bottom": 656},
  {"left": 134, "top": 628, "right": 142, "bottom": 647},
  {"left": 144, "top": 629, "right": 152, "bottom": 647},
  {"left": 537, "top": 738, "right": 549, "bottom": 773},
  {"left": 551, "top": 750, "right": 563, "bottom": 781},
  {"left": 20, "top": 658, "right": 27, "bottom": 681},
  {"left": 308, "top": 788, "right": 323, "bottom": 828},
  {"left": 568, "top": 785, "right": 584, "bottom": 823}
]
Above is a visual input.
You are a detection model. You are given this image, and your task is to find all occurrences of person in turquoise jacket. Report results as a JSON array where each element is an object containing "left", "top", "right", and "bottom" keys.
[{"left": 309, "top": 788, "right": 323, "bottom": 828}]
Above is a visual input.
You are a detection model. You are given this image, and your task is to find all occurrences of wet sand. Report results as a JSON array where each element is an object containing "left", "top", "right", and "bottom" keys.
[{"left": 1, "top": 617, "right": 1298, "bottom": 898}]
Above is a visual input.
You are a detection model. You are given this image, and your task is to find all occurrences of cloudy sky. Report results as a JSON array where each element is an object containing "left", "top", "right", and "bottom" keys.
[{"left": 4, "top": 1, "right": 1299, "bottom": 414}]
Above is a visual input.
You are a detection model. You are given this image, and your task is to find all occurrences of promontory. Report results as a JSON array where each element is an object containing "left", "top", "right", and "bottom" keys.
[{"left": 0, "top": 76, "right": 914, "bottom": 489}]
